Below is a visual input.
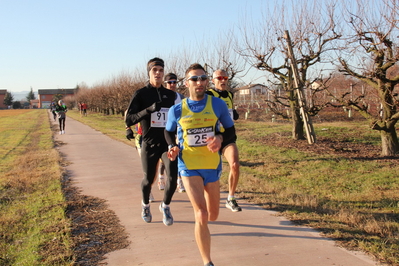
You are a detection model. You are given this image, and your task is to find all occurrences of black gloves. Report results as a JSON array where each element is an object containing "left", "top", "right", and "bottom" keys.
[
  {"left": 146, "top": 102, "right": 161, "bottom": 113},
  {"left": 126, "top": 128, "right": 134, "bottom": 141},
  {"left": 233, "top": 109, "right": 239, "bottom": 120}
]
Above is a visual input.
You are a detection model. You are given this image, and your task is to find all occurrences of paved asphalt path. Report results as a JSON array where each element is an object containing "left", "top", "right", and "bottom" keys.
[{"left": 51, "top": 114, "right": 381, "bottom": 266}]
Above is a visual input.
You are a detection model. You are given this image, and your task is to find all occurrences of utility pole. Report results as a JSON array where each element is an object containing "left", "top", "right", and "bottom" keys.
[{"left": 284, "top": 30, "right": 316, "bottom": 144}]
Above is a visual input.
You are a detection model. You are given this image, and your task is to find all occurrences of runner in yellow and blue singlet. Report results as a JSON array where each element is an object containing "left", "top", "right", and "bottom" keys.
[
  {"left": 165, "top": 63, "right": 236, "bottom": 266},
  {"left": 166, "top": 94, "right": 234, "bottom": 183}
]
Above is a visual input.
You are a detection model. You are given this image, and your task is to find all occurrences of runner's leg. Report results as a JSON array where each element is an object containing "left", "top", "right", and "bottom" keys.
[
  {"left": 161, "top": 151, "right": 178, "bottom": 205},
  {"left": 140, "top": 143, "right": 159, "bottom": 204}
]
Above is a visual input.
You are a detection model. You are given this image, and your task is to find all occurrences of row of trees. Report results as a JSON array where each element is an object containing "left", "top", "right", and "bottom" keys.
[
  {"left": 64, "top": 0, "right": 399, "bottom": 156},
  {"left": 63, "top": 72, "right": 145, "bottom": 116},
  {"left": 3, "top": 88, "right": 36, "bottom": 109}
]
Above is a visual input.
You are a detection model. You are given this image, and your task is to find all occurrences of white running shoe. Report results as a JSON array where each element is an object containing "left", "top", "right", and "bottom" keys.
[
  {"left": 158, "top": 176, "right": 165, "bottom": 190},
  {"left": 226, "top": 198, "right": 242, "bottom": 212},
  {"left": 59, "top": 131, "right": 62, "bottom": 135},
  {"left": 149, "top": 192, "right": 155, "bottom": 203}
]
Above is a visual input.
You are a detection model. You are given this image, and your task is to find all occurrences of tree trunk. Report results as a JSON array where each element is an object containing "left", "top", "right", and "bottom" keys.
[
  {"left": 292, "top": 108, "right": 305, "bottom": 140},
  {"left": 287, "top": 85, "right": 305, "bottom": 140},
  {"left": 380, "top": 127, "right": 399, "bottom": 156}
]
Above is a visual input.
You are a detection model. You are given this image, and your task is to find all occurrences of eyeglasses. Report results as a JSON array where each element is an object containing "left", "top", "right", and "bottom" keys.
[
  {"left": 214, "top": 76, "right": 228, "bottom": 81},
  {"left": 166, "top": 80, "right": 177, "bottom": 84},
  {"left": 187, "top": 75, "right": 208, "bottom": 82}
]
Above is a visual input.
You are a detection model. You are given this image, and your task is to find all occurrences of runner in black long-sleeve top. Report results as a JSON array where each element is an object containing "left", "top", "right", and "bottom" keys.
[{"left": 125, "top": 57, "right": 178, "bottom": 226}]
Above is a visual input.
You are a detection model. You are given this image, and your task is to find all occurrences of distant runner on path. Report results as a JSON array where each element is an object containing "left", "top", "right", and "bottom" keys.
[{"left": 55, "top": 100, "right": 67, "bottom": 135}]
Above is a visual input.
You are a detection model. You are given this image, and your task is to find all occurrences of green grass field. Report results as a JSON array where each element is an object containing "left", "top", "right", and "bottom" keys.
[
  {"left": 235, "top": 121, "right": 399, "bottom": 265},
  {"left": 0, "top": 109, "right": 73, "bottom": 265}
]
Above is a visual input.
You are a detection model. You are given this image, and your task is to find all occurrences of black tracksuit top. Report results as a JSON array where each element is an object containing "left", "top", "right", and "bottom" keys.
[{"left": 126, "top": 83, "right": 176, "bottom": 145}]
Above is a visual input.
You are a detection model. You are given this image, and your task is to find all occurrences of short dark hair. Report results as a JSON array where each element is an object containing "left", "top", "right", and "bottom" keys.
[{"left": 185, "top": 63, "right": 206, "bottom": 78}]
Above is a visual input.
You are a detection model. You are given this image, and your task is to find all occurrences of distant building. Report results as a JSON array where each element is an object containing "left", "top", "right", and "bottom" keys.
[
  {"left": 38, "top": 88, "right": 77, "bottom": 108},
  {"left": 30, "top": 99, "right": 39, "bottom": 109},
  {"left": 0, "top": 90, "right": 8, "bottom": 109},
  {"left": 311, "top": 81, "right": 322, "bottom": 90},
  {"left": 233, "top": 84, "right": 270, "bottom": 106},
  {"left": 236, "top": 84, "right": 269, "bottom": 95}
]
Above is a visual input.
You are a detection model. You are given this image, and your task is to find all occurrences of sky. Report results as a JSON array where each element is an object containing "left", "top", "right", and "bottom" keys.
[{"left": 1, "top": 0, "right": 269, "bottom": 97}]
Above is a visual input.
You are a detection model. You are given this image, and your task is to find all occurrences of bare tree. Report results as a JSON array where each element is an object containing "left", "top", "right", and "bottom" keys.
[
  {"left": 164, "top": 48, "right": 196, "bottom": 96},
  {"left": 166, "top": 33, "right": 247, "bottom": 97},
  {"left": 335, "top": 0, "right": 399, "bottom": 156},
  {"left": 200, "top": 31, "right": 247, "bottom": 82},
  {"left": 235, "top": 0, "right": 341, "bottom": 140}
]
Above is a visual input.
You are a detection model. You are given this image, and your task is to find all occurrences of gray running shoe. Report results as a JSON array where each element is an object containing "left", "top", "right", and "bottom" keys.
[
  {"left": 141, "top": 205, "right": 152, "bottom": 223},
  {"left": 226, "top": 199, "right": 242, "bottom": 212},
  {"left": 159, "top": 203, "right": 173, "bottom": 226}
]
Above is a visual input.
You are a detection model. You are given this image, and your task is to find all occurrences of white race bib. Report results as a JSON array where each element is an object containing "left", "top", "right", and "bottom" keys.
[
  {"left": 150, "top": 107, "right": 169, "bottom": 128},
  {"left": 186, "top": 126, "right": 214, "bottom": 147}
]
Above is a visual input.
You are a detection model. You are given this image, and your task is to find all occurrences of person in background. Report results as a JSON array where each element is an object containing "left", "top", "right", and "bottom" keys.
[
  {"left": 50, "top": 102, "right": 57, "bottom": 121},
  {"left": 81, "top": 102, "right": 88, "bottom": 117},
  {"left": 125, "top": 57, "right": 178, "bottom": 226},
  {"left": 165, "top": 63, "right": 236, "bottom": 266},
  {"left": 55, "top": 100, "right": 67, "bottom": 135},
  {"left": 206, "top": 69, "right": 242, "bottom": 212},
  {"left": 157, "top": 72, "right": 186, "bottom": 193}
]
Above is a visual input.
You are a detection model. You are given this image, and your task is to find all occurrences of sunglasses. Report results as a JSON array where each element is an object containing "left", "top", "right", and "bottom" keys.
[
  {"left": 187, "top": 75, "right": 208, "bottom": 82},
  {"left": 166, "top": 80, "right": 177, "bottom": 84},
  {"left": 214, "top": 76, "right": 228, "bottom": 81}
]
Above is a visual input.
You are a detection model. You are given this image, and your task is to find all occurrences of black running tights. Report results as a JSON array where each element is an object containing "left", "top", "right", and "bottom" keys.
[{"left": 140, "top": 142, "right": 178, "bottom": 205}]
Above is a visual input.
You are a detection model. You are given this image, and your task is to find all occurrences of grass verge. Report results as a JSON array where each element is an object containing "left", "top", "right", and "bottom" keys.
[{"left": 0, "top": 109, "right": 73, "bottom": 265}]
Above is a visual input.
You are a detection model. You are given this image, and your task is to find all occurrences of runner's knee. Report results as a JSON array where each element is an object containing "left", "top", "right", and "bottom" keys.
[
  {"left": 231, "top": 160, "right": 240, "bottom": 172},
  {"left": 195, "top": 208, "right": 209, "bottom": 224}
]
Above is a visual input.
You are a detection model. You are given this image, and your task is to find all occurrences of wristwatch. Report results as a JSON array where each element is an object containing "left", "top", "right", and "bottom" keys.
[{"left": 168, "top": 144, "right": 177, "bottom": 150}]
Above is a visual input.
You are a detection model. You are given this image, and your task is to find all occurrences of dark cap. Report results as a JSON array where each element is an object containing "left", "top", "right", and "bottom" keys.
[{"left": 164, "top": 73, "right": 177, "bottom": 81}]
